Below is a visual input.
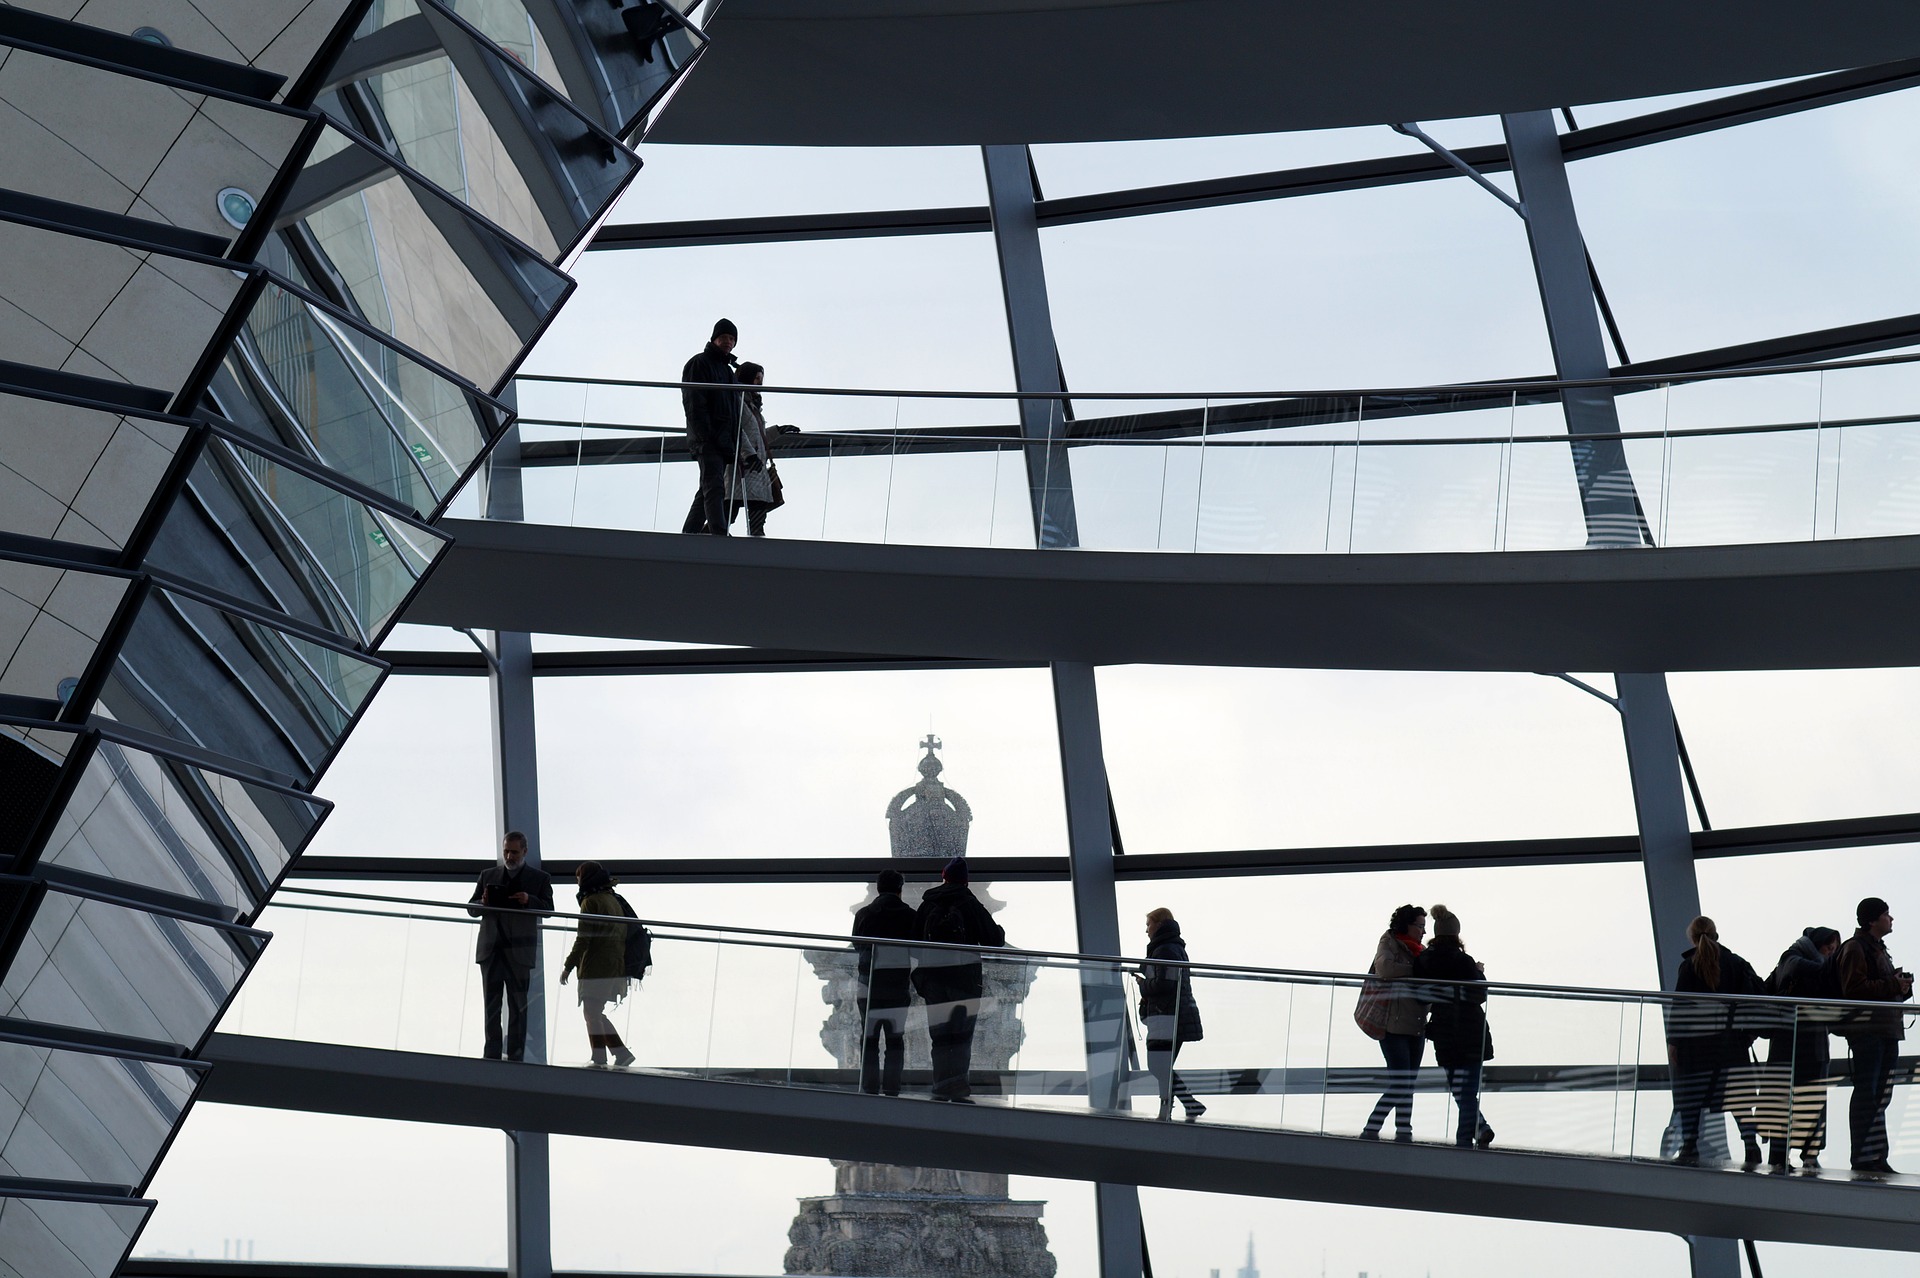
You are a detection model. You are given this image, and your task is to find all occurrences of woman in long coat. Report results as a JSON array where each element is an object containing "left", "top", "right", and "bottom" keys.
[
  {"left": 1362, "top": 904, "right": 1428, "bottom": 1141},
  {"left": 1668, "top": 915, "right": 1764, "bottom": 1164},
  {"left": 1137, "top": 907, "right": 1206, "bottom": 1120},
  {"left": 726, "top": 362, "right": 777, "bottom": 536},
  {"left": 1415, "top": 905, "right": 1495, "bottom": 1148},
  {"left": 560, "top": 861, "right": 634, "bottom": 1068}
]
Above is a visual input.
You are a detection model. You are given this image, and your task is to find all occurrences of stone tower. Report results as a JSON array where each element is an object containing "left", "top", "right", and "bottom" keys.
[{"left": 784, "top": 739, "right": 1057, "bottom": 1278}]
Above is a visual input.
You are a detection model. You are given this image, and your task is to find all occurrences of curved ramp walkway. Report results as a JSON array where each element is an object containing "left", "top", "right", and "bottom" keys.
[
  {"left": 404, "top": 519, "right": 1920, "bottom": 671},
  {"left": 200, "top": 1034, "right": 1920, "bottom": 1251}
]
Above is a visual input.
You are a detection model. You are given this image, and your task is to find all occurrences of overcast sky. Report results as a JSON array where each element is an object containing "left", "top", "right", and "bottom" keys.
[{"left": 135, "top": 73, "right": 1920, "bottom": 1278}]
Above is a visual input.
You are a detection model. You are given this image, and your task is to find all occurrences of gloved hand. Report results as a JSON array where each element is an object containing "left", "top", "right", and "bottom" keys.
[{"left": 774, "top": 424, "right": 801, "bottom": 436}]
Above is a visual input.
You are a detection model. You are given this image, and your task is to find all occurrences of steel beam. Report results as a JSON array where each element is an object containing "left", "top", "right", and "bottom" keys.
[{"left": 982, "top": 145, "right": 1078, "bottom": 548}]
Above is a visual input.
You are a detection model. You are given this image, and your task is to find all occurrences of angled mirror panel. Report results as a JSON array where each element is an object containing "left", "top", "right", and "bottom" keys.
[
  {"left": 320, "top": 0, "right": 639, "bottom": 261},
  {"left": 273, "top": 124, "right": 571, "bottom": 390},
  {"left": 150, "top": 436, "right": 449, "bottom": 644},
  {"left": 0, "top": 43, "right": 305, "bottom": 253},
  {"left": 0, "top": 887, "right": 254, "bottom": 1049},
  {"left": 506, "top": 0, "right": 706, "bottom": 138},
  {"left": 96, "top": 587, "right": 382, "bottom": 784},
  {"left": 0, "top": 1037, "right": 196, "bottom": 1190},
  {"left": 0, "top": 221, "right": 240, "bottom": 394},
  {"left": 216, "top": 274, "right": 509, "bottom": 516},
  {"left": 0, "top": 391, "right": 189, "bottom": 551},
  {"left": 0, "top": 726, "right": 69, "bottom": 864},
  {"left": 0, "top": 1190, "right": 148, "bottom": 1278},
  {"left": 38, "top": 736, "right": 326, "bottom": 917},
  {"left": 0, "top": 561, "right": 130, "bottom": 706}
]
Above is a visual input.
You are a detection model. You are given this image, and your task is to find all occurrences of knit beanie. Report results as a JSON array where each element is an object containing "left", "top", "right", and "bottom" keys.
[
  {"left": 712, "top": 317, "right": 737, "bottom": 339},
  {"left": 942, "top": 857, "right": 968, "bottom": 885},
  {"left": 1431, "top": 904, "right": 1461, "bottom": 937}
]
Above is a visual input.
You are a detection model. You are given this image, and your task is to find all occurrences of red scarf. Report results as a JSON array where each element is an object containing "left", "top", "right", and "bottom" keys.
[{"left": 1396, "top": 933, "right": 1425, "bottom": 956}]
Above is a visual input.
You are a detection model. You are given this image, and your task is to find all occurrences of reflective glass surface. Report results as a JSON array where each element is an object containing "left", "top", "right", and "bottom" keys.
[
  {"left": 0, "top": 1037, "right": 197, "bottom": 1189},
  {"left": 0, "top": 221, "right": 240, "bottom": 396},
  {"left": 0, "top": 1191, "right": 149, "bottom": 1278},
  {"left": 0, "top": 43, "right": 305, "bottom": 253},
  {"left": 0, "top": 560, "right": 130, "bottom": 704},
  {"left": 0, "top": 392, "right": 187, "bottom": 551},
  {"left": 357, "top": 0, "right": 708, "bottom": 139},
  {"left": 277, "top": 124, "right": 570, "bottom": 390},
  {"left": 98, "top": 587, "right": 383, "bottom": 784},
  {"left": 219, "top": 277, "right": 509, "bottom": 516},
  {"left": 38, "top": 734, "right": 327, "bottom": 918},
  {"left": 150, "top": 436, "right": 448, "bottom": 645},
  {"left": 1, "top": 888, "right": 255, "bottom": 1049},
  {"left": 320, "top": 0, "right": 639, "bottom": 259}
]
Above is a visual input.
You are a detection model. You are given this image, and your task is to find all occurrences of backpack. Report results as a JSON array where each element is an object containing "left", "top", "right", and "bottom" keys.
[
  {"left": 611, "top": 892, "right": 652, "bottom": 980},
  {"left": 926, "top": 899, "right": 972, "bottom": 947}
]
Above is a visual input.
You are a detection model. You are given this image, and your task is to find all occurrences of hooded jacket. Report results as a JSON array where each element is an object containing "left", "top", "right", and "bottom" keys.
[
  {"left": 564, "top": 868, "right": 629, "bottom": 983},
  {"left": 1140, "top": 918, "right": 1204, "bottom": 1045}
]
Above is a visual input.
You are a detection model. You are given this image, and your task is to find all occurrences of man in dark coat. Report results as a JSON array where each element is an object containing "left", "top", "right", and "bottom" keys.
[
  {"left": 912, "top": 857, "right": 1004, "bottom": 1101},
  {"left": 1138, "top": 908, "right": 1205, "bottom": 1120},
  {"left": 680, "top": 318, "right": 740, "bottom": 535},
  {"left": 852, "top": 868, "right": 917, "bottom": 1096},
  {"left": 1837, "top": 897, "right": 1912, "bottom": 1172},
  {"left": 467, "top": 830, "right": 554, "bottom": 1061}
]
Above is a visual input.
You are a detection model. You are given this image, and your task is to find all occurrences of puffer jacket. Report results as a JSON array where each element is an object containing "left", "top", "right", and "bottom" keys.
[
  {"left": 1372, "top": 931, "right": 1427, "bottom": 1038},
  {"left": 1140, "top": 919, "right": 1204, "bottom": 1045}
]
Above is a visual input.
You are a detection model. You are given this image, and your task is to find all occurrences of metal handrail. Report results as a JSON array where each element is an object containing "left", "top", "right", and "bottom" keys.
[
  {"left": 269, "top": 886, "right": 1916, "bottom": 1012},
  {"left": 514, "top": 346, "right": 1920, "bottom": 401}
]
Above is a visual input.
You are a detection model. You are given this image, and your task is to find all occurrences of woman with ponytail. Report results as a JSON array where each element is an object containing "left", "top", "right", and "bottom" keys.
[{"left": 1668, "top": 915, "right": 1764, "bottom": 1164}]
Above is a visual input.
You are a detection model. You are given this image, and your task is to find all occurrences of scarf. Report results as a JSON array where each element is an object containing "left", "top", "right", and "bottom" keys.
[{"left": 1395, "top": 933, "right": 1425, "bottom": 956}]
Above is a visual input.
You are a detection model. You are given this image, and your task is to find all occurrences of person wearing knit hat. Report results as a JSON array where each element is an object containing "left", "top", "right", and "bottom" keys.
[
  {"left": 1759, "top": 923, "right": 1846, "bottom": 1168},
  {"left": 679, "top": 318, "right": 741, "bottom": 535},
  {"left": 912, "top": 855, "right": 1004, "bottom": 1100},
  {"left": 1415, "top": 904, "right": 1496, "bottom": 1148}
]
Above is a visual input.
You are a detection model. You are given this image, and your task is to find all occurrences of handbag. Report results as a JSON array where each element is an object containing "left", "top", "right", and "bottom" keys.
[
  {"left": 1353, "top": 963, "right": 1390, "bottom": 1040},
  {"left": 766, "top": 462, "right": 785, "bottom": 510}
]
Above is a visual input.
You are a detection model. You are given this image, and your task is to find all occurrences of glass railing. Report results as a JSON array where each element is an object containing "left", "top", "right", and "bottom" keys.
[
  {"left": 503, "top": 355, "right": 1920, "bottom": 553},
  {"left": 224, "top": 888, "right": 1920, "bottom": 1177}
]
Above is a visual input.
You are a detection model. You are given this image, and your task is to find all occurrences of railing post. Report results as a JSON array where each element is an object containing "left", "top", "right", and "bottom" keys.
[{"left": 1051, "top": 660, "right": 1146, "bottom": 1278}]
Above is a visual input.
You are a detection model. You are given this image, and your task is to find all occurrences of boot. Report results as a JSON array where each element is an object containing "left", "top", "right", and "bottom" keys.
[
  {"left": 1767, "top": 1139, "right": 1789, "bottom": 1170},
  {"left": 588, "top": 1034, "right": 608, "bottom": 1068},
  {"left": 608, "top": 1033, "right": 635, "bottom": 1069},
  {"left": 1743, "top": 1136, "right": 1764, "bottom": 1167}
]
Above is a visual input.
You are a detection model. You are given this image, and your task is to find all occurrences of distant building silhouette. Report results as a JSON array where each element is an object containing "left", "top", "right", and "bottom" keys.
[{"left": 1236, "top": 1235, "right": 1259, "bottom": 1278}]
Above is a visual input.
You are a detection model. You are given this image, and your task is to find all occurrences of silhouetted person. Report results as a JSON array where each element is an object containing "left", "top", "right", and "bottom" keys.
[
  {"left": 1137, "top": 907, "right": 1205, "bottom": 1121},
  {"left": 467, "top": 831, "right": 553, "bottom": 1061},
  {"left": 1837, "top": 897, "right": 1912, "bottom": 1173},
  {"left": 727, "top": 361, "right": 779, "bottom": 537},
  {"left": 912, "top": 857, "right": 1004, "bottom": 1101},
  {"left": 1416, "top": 905, "right": 1494, "bottom": 1148},
  {"left": 559, "top": 861, "right": 635, "bottom": 1069},
  {"left": 1361, "top": 904, "right": 1428, "bottom": 1141},
  {"left": 1668, "top": 916, "right": 1764, "bottom": 1165},
  {"left": 681, "top": 318, "right": 739, "bottom": 535},
  {"left": 852, "top": 868, "right": 916, "bottom": 1095},
  {"left": 1761, "top": 925, "right": 1843, "bottom": 1170}
]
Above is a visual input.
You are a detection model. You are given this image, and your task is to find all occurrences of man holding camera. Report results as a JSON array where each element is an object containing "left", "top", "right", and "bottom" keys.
[
  {"left": 468, "top": 831, "right": 554, "bottom": 1061},
  {"left": 1837, "top": 896, "right": 1913, "bottom": 1172}
]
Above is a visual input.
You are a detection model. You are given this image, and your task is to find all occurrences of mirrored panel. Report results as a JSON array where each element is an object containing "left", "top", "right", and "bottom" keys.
[
  {"left": 318, "top": 0, "right": 639, "bottom": 260},
  {"left": 0, "top": 391, "right": 188, "bottom": 551},
  {"left": 0, "top": 887, "right": 255, "bottom": 1049},
  {"left": 38, "top": 734, "right": 327, "bottom": 918},
  {"left": 0, "top": 221, "right": 241, "bottom": 395},
  {"left": 97, "top": 586, "right": 383, "bottom": 784},
  {"left": 149, "top": 435, "right": 448, "bottom": 645},
  {"left": 215, "top": 276, "right": 511, "bottom": 516},
  {"left": 0, "top": 1190, "right": 149, "bottom": 1278},
  {"left": 272, "top": 124, "right": 571, "bottom": 390},
  {"left": 0, "top": 43, "right": 305, "bottom": 251},
  {"left": 0, "top": 1037, "right": 198, "bottom": 1190},
  {"left": 0, "top": 560, "right": 131, "bottom": 706}
]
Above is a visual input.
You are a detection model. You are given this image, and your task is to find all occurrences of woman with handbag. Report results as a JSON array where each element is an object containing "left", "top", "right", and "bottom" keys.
[
  {"left": 1667, "top": 915, "right": 1765, "bottom": 1165},
  {"left": 1360, "top": 904, "right": 1428, "bottom": 1141},
  {"left": 1415, "top": 905, "right": 1495, "bottom": 1148},
  {"left": 726, "top": 362, "right": 781, "bottom": 536},
  {"left": 1135, "top": 907, "right": 1206, "bottom": 1121}
]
